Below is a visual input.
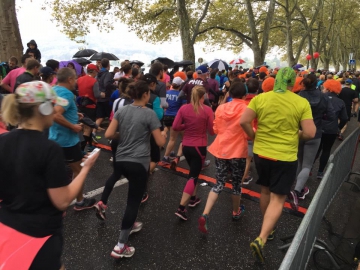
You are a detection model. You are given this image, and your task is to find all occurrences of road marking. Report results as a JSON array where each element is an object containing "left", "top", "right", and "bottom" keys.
[{"left": 70, "top": 169, "right": 160, "bottom": 205}]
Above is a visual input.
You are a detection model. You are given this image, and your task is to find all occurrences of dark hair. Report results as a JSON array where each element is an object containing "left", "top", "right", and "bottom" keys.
[
  {"left": 184, "top": 66, "right": 191, "bottom": 72},
  {"left": 118, "top": 77, "right": 134, "bottom": 98},
  {"left": 259, "top": 72, "right": 267, "bottom": 80},
  {"left": 229, "top": 82, "right": 247, "bottom": 99},
  {"left": 150, "top": 62, "right": 163, "bottom": 76},
  {"left": 21, "top": 54, "right": 32, "bottom": 64},
  {"left": 210, "top": 70, "right": 217, "bottom": 79},
  {"left": 245, "top": 73, "right": 251, "bottom": 79},
  {"left": 163, "top": 65, "right": 168, "bottom": 71},
  {"left": 187, "top": 71, "right": 193, "bottom": 80},
  {"left": 246, "top": 78, "right": 259, "bottom": 93},
  {"left": 126, "top": 80, "right": 149, "bottom": 100},
  {"left": 122, "top": 63, "right": 132, "bottom": 74},
  {"left": 46, "top": 59, "right": 59, "bottom": 71},
  {"left": 228, "top": 67, "right": 233, "bottom": 71},
  {"left": 173, "top": 65, "right": 179, "bottom": 71},
  {"left": 26, "top": 59, "right": 40, "bottom": 70},
  {"left": 9, "top": 56, "right": 18, "bottom": 65},
  {"left": 57, "top": 67, "right": 76, "bottom": 83},
  {"left": 67, "top": 62, "right": 75, "bottom": 69},
  {"left": 132, "top": 67, "right": 139, "bottom": 78},
  {"left": 301, "top": 73, "right": 317, "bottom": 89},
  {"left": 101, "top": 58, "right": 110, "bottom": 68}
]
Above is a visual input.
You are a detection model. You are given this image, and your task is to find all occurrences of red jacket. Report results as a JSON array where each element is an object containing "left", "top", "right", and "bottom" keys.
[{"left": 77, "top": 76, "right": 97, "bottom": 108}]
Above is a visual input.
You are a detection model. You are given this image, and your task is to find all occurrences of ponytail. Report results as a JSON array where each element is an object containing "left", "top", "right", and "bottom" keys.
[
  {"left": 2, "top": 94, "right": 20, "bottom": 126},
  {"left": 191, "top": 85, "right": 206, "bottom": 114}
]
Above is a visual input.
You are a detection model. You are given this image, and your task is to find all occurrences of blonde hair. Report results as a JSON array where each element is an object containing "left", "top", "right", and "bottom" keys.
[
  {"left": 191, "top": 85, "right": 206, "bottom": 114},
  {"left": 1, "top": 94, "right": 38, "bottom": 126}
]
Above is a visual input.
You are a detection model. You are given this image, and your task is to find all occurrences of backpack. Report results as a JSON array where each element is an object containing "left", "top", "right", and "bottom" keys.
[{"left": 0, "top": 62, "right": 9, "bottom": 78}]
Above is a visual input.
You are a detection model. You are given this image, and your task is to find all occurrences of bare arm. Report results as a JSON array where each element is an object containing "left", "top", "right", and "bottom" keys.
[
  {"left": 47, "top": 152, "right": 99, "bottom": 211},
  {"left": 152, "top": 128, "right": 166, "bottom": 147},
  {"left": 53, "top": 105, "right": 82, "bottom": 133},
  {"left": 299, "top": 119, "right": 316, "bottom": 140},
  {"left": 105, "top": 118, "right": 119, "bottom": 139},
  {"left": 0, "top": 84, "right": 11, "bottom": 93},
  {"left": 240, "top": 108, "right": 257, "bottom": 140}
]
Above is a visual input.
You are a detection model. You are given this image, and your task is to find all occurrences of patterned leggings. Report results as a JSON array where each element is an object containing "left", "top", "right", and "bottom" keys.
[{"left": 212, "top": 158, "right": 246, "bottom": 195}]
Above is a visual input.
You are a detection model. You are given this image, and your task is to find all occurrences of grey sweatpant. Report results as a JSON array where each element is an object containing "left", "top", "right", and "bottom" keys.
[{"left": 295, "top": 138, "right": 321, "bottom": 192}]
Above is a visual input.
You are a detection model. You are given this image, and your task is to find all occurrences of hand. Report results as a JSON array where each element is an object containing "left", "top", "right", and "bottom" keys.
[
  {"left": 82, "top": 150, "right": 100, "bottom": 169},
  {"left": 77, "top": 113, "right": 84, "bottom": 120},
  {"left": 100, "top": 92, "right": 105, "bottom": 98},
  {"left": 161, "top": 130, "right": 167, "bottom": 139},
  {"left": 96, "top": 126, "right": 105, "bottom": 131},
  {"left": 72, "top": 124, "right": 83, "bottom": 133}
]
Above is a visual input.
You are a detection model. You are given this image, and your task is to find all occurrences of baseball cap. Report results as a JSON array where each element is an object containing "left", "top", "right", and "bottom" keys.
[
  {"left": 143, "top": 73, "right": 158, "bottom": 84},
  {"left": 345, "top": 79, "right": 352, "bottom": 85},
  {"left": 196, "top": 65, "right": 209, "bottom": 74},
  {"left": 87, "top": 64, "right": 99, "bottom": 72},
  {"left": 15, "top": 81, "right": 68, "bottom": 106},
  {"left": 39, "top": 67, "right": 56, "bottom": 76},
  {"left": 173, "top": 77, "right": 184, "bottom": 85}
]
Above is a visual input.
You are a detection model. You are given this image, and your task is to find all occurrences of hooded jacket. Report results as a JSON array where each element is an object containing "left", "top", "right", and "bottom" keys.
[
  {"left": 208, "top": 99, "right": 248, "bottom": 159},
  {"left": 298, "top": 86, "right": 335, "bottom": 139},
  {"left": 97, "top": 69, "right": 115, "bottom": 102},
  {"left": 322, "top": 92, "right": 348, "bottom": 134},
  {"left": 25, "top": 40, "right": 41, "bottom": 62}
]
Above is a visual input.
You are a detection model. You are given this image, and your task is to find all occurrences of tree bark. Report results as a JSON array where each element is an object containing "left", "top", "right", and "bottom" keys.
[
  {"left": 176, "top": 0, "right": 195, "bottom": 65},
  {"left": 0, "top": 0, "right": 23, "bottom": 61}
]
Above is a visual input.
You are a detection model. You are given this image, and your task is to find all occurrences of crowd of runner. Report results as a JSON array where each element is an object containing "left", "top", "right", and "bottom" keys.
[{"left": 0, "top": 48, "right": 360, "bottom": 268}]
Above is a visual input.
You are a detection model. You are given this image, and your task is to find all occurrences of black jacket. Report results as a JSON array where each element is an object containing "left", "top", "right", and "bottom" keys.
[
  {"left": 97, "top": 69, "right": 115, "bottom": 102},
  {"left": 322, "top": 92, "right": 348, "bottom": 134},
  {"left": 25, "top": 40, "right": 41, "bottom": 62},
  {"left": 299, "top": 86, "right": 335, "bottom": 139},
  {"left": 14, "top": 72, "right": 35, "bottom": 91}
]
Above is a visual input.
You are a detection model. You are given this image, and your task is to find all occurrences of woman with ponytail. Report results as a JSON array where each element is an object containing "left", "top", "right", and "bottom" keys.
[
  {"left": 95, "top": 80, "right": 165, "bottom": 259},
  {"left": 173, "top": 85, "right": 215, "bottom": 221},
  {"left": 0, "top": 81, "right": 99, "bottom": 270},
  {"left": 288, "top": 73, "right": 336, "bottom": 211}
]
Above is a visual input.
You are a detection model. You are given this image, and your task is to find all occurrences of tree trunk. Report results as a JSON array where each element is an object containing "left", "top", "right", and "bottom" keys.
[
  {"left": 285, "top": 14, "right": 296, "bottom": 67},
  {"left": 252, "top": 44, "right": 265, "bottom": 67},
  {"left": 323, "top": 58, "right": 330, "bottom": 70},
  {"left": 176, "top": 0, "right": 195, "bottom": 65},
  {"left": 0, "top": 0, "right": 23, "bottom": 61}
]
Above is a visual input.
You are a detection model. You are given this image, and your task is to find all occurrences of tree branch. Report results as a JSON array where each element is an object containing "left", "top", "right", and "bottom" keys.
[{"left": 191, "top": 0, "right": 210, "bottom": 43}]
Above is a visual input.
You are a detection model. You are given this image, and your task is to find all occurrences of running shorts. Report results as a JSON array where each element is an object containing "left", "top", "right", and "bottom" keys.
[
  {"left": 254, "top": 154, "right": 297, "bottom": 195},
  {"left": 96, "top": 101, "right": 111, "bottom": 119},
  {"left": 80, "top": 107, "right": 96, "bottom": 122},
  {"left": 163, "top": 115, "right": 175, "bottom": 127},
  {"left": 150, "top": 134, "right": 160, "bottom": 163},
  {"left": 62, "top": 142, "right": 83, "bottom": 163}
]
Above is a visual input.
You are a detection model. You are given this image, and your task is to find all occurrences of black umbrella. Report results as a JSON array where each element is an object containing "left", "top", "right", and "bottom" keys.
[
  {"left": 89, "top": 52, "right": 119, "bottom": 61},
  {"left": 174, "top": 60, "right": 194, "bottom": 67},
  {"left": 208, "top": 59, "right": 229, "bottom": 71},
  {"left": 151, "top": 57, "right": 175, "bottom": 68},
  {"left": 73, "top": 58, "right": 92, "bottom": 66},
  {"left": 73, "top": 49, "right": 97, "bottom": 58},
  {"left": 130, "top": 60, "right": 144, "bottom": 67}
]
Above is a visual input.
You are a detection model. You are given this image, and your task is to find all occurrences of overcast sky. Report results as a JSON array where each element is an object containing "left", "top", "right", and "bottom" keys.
[{"left": 17, "top": 0, "right": 254, "bottom": 66}]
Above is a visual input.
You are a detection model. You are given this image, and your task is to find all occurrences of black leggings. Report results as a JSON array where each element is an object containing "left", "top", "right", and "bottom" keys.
[
  {"left": 315, "top": 133, "right": 337, "bottom": 172},
  {"left": 183, "top": 146, "right": 207, "bottom": 179}
]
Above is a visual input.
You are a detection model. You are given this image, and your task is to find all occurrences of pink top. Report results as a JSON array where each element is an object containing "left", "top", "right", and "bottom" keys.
[
  {"left": 0, "top": 122, "right": 8, "bottom": 134},
  {"left": 2, "top": 67, "right": 26, "bottom": 92},
  {"left": 50, "top": 77, "right": 57, "bottom": 86},
  {"left": 173, "top": 103, "right": 214, "bottom": 147}
]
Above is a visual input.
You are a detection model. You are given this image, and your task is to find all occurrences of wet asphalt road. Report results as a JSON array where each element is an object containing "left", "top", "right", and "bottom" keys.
[{"left": 62, "top": 117, "right": 360, "bottom": 270}]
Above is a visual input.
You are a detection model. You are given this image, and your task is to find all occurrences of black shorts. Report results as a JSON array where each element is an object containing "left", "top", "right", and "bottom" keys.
[
  {"left": 63, "top": 142, "right": 83, "bottom": 163},
  {"left": 80, "top": 107, "right": 97, "bottom": 122},
  {"left": 150, "top": 134, "right": 160, "bottom": 163},
  {"left": 96, "top": 101, "right": 111, "bottom": 119},
  {"left": 163, "top": 115, "right": 175, "bottom": 127},
  {"left": 30, "top": 232, "right": 63, "bottom": 270},
  {"left": 254, "top": 154, "right": 297, "bottom": 195}
]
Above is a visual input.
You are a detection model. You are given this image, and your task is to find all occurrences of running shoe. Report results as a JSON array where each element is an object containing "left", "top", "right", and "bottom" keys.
[
  {"left": 338, "top": 134, "right": 344, "bottom": 141},
  {"left": 74, "top": 198, "right": 96, "bottom": 211},
  {"left": 158, "top": 157, "right": 170, "bottom": 166},
  {"left": 198, "top": 214, "right": 209, "bottom": 233},
  {"left": 170, "top": 151, "right": 176, "bottom": 158},
  {"left": 288, "top": 191, "right": 299, "bottom": 211},
  {"left": 170, "top": 157, "right": 180, "bottom": 171},
  {"left": 243, "top": 176, "right": 253, "bottom": 185},
  {"left": 94, "top": 201, "right": 108, "bottom": 220},
  {"left": 109, "top": 157, "right": 113, "bottom": 162},
  {"left": 250, "top": 237, "right": 265, "bottom": 264},
  {"left": 267, "top": 227, "right": 277, "bottom": 241},
  {"left": 130, "top": 222, "right": 143, "bottom": 235},
  {"left": 87, "top": 145, "right": 95, "bottom": 152},
  {"left": 188, "top": 197, "right": 201, "bottom": 207},
  {"left": 111, "top": 245, "right": 135, "bottom": 259},
  {"left": 232, "top": 205, "right": 245, "bottom": 220},
  {"left": 202, "top": 160, "right": 210, "bottom": 169},
  {"left": 298, "top": 187, "right": 309, "bottom": 200},
  {"left": 175, "top": 208, "right": 188, "bottom": 220},
  {"left": 91, "top": 133, "right": 99, "bottom": 143},
  {"left": 141, "top": 192, "right": 149, "bottom": 203},
  {"left": 317, "top": 171, "right": 324, "bottom": 179}
]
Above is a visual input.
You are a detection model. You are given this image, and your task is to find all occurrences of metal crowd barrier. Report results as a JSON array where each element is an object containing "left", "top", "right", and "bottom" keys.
[{"left": 279, "top": 127, "right": 360, "bottom": 270}]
